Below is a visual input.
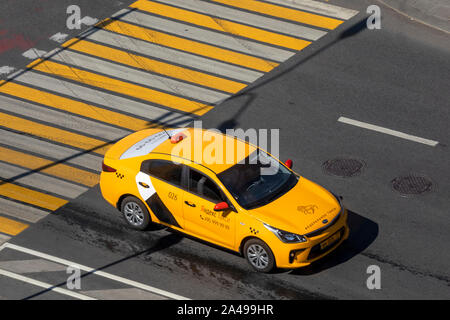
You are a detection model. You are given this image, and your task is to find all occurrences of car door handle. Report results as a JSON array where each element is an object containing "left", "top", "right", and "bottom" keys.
[
  {"left": 139, "top": 182, "right": 150, "bottom": 188},
  {"left": 184, "top": 201, "right": 196, "bottom": 207}
]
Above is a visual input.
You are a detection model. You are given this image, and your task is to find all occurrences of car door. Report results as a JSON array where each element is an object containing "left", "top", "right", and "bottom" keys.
[
  {"left": 182, "top": 167, "right": 235, "bottom": 248},
  {"left": 138, "top": 159, "right": 184, "bottom": 229}
]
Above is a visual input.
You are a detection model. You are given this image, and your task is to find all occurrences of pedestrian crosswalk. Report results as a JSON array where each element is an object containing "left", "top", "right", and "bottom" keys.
[{"left": 0, "top": 0, "right": 358, "bottom": 238}]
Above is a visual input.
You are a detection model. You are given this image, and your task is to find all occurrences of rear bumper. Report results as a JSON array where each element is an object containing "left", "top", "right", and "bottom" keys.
[{"left": 273, "top": 208, "right": 350, "bottom": 269}]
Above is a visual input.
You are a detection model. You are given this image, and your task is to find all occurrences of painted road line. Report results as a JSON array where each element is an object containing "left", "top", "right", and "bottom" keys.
[
  {"left": 130, "top": 0, "right": 311, "bottom": 50},
  {"left": 0, "top": 129, "right": 102, "bottom": 173},
  {"left": 263, "top": 0, "right": 358, "bottom": 20},
  {"left": 50, "top": 49, "right": 231, "bottom": 104},
  {"left": 0, "top": 94, "right": 131, "bottom": 142},
  {"left": 32, "top": 59, "right": 212, "bottom": 116},
  {"left": 0, "top": 259, "right": 67, "bottom": 273},
  {"left": 0, "top": 183, "right": 68, "bottom": 211},
  {"left": 115, "top": 10, "right": 294, "bottom": 62},
  {"left": 210, "top": 0, "right": 343, "bottom": 29},
  {"left": 86, "top": 30, "right": 264, "bottom": 82},
  {"left": 80, "top": 288, "right": 167, "bottom": 300},
  {"left": 0, "top": 161, "right": 88, "bottom": 199},
  {"left": 66, "top": 39, "right": 246, "bottom": 94},
  {"left": 0, "top": 146, "right": 98, "bottom": 187},
  {"left": 338, "top": 117, "right": 439, "bottom": 147},
  {"left": 0, "top": 81, "right": 157, "bottom": 133},
  {"left": 0, "top": 217, "right": 28, "bottom": 236},
  {"left": 3, "top": 243, "right": 190, "bottom": 300},
  {"left": 0, "top": 234, "right": 10, "bottom": 246},
  {"left": 13, "top": 72, "right": 193, "bottom": 128},
  {"left": 0, "top": 198, "right": 49, "bottom": 223},
  {"left": 0, "top": 268, "right": 95, "bottom": 300},
  {"left": 142, "top": 0, "right": 326, "bottom": 40},
  {"left": 0, "top": 112, "right": 110, "bottom": 155},
  {"left": 100, "top": 19, "right": 277, "bottom": 72}
]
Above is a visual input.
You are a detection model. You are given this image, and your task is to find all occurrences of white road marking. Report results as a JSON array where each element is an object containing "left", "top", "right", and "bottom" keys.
[
  {"left": 0, "top": 198, "right": 49, "bottom": 223},
  {"left": 80, "top": 288, "right": 167, "bottom": 300},
  {"left": 155, "top": 0, "right": 327, "bottom": 41},
  {"left": 0, "top": 95, "right": 131, "bottom": 141},
  {"left": 0, "top": 268, "right": 96, "bottom": 300},
  {"left": 22, "top": 48, "right": 47, "bottom": 60},
  {"left": 0, "top": 66, "right": 16, "bottom": 76},
  {"left": 0, "top": 128, "right": 102, "bottom": 173},
  {"left": 337, "top": 116, "right": 439, "bottom": 146},
  {"left": 15, "top": 71, "right": 194, "bottom": 127},
  {"left": 117, "top": 10, "right": 294, "bottom": 62},
  {"left": 50, "top": 50, "right": 230, "bottom": 104},
  {"left": 79, "top": 16, "right": 99, "bottom": 26},
  {"left": 49, "top": 32, "right": 69, "bottom": 43},
  {"left": 264, "top": 0, "right": 359, "bottom": 20},
  {"left": 0, "top": 161, "right": 88, "bottom": 198},
  {"left": 0, "top": 259, "right": 67, "bottom": 273},
  {"left": 0, "top": 234, "right": 11, "bottom": 246},
  {"left": 86, "top": 30, "right": 264, "bottom": 82},
  {"left": 1, "top": 243, "right": 190, "bottom": 300}
]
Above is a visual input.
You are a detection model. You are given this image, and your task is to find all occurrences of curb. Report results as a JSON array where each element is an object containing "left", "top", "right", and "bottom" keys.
[{"left": 378, "top": 0, "right": 450, "bottom": 33}]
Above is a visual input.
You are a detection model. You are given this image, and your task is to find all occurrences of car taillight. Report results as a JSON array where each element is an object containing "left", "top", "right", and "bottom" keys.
[{"left": 102, "top": 161, "right": 116, "bottom": 172}]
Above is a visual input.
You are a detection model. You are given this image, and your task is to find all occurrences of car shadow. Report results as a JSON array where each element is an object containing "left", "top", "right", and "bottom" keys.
[{"left": 288, "top": 210, "right": 378, "bottom": 276}]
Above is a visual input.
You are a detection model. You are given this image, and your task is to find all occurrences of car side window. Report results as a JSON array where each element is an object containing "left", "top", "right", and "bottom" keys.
[
  {"left": 188, "top": 169, "right": 223, "bottom": 203},
  {"left": 141, "top": 160, "right": 182, "bottom": 186}
]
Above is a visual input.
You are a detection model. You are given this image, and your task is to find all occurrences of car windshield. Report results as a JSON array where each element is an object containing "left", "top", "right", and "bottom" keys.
[{"left": 217, "top": 150, "right": 298, "bottom": 209}]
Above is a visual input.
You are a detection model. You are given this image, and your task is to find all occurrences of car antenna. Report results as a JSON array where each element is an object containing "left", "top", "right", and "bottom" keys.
[{"left": 162, "top": 127, "right": 172, "bottom": 139}]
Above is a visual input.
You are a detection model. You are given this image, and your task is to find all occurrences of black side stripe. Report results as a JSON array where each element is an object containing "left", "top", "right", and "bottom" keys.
[{"left": 146, "top": 193, "right": 182, "bottom": 228}]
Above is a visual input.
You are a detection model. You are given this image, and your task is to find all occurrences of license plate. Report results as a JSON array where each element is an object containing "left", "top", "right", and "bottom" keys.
[{"left": 320, "top": 231, "right": 341, "bottom": 250}]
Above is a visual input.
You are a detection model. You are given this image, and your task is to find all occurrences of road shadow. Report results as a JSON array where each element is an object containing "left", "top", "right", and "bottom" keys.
[{"left": 289, "top": 210, "right": 378, "bottom": 276}]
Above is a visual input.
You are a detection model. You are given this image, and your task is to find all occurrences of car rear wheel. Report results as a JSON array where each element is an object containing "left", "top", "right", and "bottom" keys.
[
  {"left": 243, "top": 238, "right": 275, "bottom": 273},
  {"left": 120, "top": 196, "right": 151, "bottom": 230}
]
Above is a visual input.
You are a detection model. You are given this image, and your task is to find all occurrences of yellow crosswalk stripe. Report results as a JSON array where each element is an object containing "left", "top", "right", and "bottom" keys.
[
  {"left": 99, "top": 19, "right": 277, "bottom": 72},
  {"left": 0, "top": 111, "right": 110, "bottom": 155},
  {"left": 209, "top": 0, "right": 343, "bottom": 30},
  {"left": 0, "top": 216, "right": 29, "bottom": 236},
  {"left": 0, "top": 82, "right": 159, "bottom": 132},
  {"left": 0, "top": 183, "right": 67, "bottom": 211},
  {"left": 65, "top": 39, "right": 247, "bottom": 94},
  {"left": 0, "top": 146, "right": 98, "bottom": 187},
  {"left": 32, "top": 59, "right": 213, "bottom": 116},
  {"left": 130, "top": 0, "right": 311, "bottom": 51}
]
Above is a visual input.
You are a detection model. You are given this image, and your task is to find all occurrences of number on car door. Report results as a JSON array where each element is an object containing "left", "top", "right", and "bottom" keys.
[{"left": 139, "top": 159, "right": 184, "bottom": 228}]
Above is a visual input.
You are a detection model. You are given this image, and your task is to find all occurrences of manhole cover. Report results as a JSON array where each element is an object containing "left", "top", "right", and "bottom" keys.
[
  {"left": 322, "top": 158, "right": 365, "bottom": 177},
  {"left": 391, "top": 175, "right": 433, "bottom": 196}
]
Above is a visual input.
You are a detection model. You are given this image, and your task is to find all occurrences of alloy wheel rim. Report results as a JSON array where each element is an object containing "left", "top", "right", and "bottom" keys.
[
  {"left": 247, "top": 244, "right": 269, "bottom": 269},
  {"left": 124, "top": 202, "right": 144, "bottom": 226}
]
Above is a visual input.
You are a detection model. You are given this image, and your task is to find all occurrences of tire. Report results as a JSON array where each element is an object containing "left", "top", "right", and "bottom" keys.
[
  {"left": 120, "top": 196, "right": 151, "bottom": 230},
  {"left": 243, "top": 238, "right": 275, "bottom": 273}
]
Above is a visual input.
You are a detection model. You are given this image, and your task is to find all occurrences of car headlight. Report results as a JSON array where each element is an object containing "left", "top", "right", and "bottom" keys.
[{"left": 263, "top": 224, "right": 306, "bottom": 243}]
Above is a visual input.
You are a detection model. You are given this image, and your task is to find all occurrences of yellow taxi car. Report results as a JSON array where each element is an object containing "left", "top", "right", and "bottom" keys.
[{"left": 100, "top": 127, "right": 349, "bottom": 272}]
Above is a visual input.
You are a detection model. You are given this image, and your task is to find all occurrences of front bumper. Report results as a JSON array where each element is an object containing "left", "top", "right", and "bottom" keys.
[{"left": 273, "top": 208, "right": 350, "bottom": 269}]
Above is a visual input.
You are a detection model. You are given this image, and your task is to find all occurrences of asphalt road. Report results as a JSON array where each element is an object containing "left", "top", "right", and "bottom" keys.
[{"left": 0, "top": 0, "right": 449, "bottom": 300}]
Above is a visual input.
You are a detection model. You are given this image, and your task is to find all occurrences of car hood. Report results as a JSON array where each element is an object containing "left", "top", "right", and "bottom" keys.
[{"left": 248, "top": 177, "right": 341, "bottom": 235}]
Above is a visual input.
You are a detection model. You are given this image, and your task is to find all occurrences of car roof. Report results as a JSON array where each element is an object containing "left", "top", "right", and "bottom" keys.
[{"left": 151, "top": 128, "right": 256, "bottom": 174}]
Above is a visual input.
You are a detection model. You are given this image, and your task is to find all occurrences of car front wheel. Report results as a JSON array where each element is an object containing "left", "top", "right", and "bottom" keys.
[{"left": 243, "top": 238, "right": 275, "bottom": 273}]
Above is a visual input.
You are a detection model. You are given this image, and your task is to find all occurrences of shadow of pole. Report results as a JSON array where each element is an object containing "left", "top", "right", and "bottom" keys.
[{"left": 213, "top": 16, "right": 369, "bottom": 132}]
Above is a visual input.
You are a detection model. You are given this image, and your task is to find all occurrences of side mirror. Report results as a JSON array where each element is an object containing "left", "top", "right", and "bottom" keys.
[
  {"left": 285, "top": 159, "right": 293, "bottom": 169},
  {"left": 214, "top": 202, "right": 229, "bottom": 211}
]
